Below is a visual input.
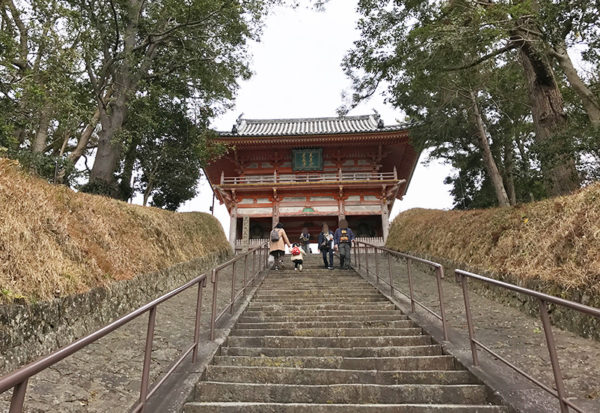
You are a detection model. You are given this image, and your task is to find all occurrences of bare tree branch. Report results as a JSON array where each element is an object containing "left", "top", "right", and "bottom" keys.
[{"left": 442, "top": 43, "right": 518, "bottom": 71}]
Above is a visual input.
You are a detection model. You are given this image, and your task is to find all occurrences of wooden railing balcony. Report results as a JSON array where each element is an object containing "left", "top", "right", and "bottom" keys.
[{"left": 221, "top": 172, "right": 399, "bottom": 186}]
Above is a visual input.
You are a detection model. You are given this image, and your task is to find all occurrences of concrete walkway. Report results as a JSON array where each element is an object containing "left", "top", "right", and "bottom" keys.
[{"left": 357, "top": 252, "right": 600, "bottom": 412}]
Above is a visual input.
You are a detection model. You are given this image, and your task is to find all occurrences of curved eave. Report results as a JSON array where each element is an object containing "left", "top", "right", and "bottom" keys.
[{"left": 214, "top": 129, "right": 410, "bottom": 146}]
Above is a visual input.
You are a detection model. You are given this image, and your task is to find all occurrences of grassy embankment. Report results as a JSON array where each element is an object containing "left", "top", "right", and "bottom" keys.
[
  {"left": 387, "top": 183, "right": 600, "bottom": 295},
  {"left": 0, "top": 159, "right": 231, "bottom": 303}
]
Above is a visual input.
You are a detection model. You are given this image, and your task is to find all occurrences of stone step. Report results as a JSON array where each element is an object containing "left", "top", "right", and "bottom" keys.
[
  {"left": 249, "top": 299, "right": 392, "bottom": 306},
  {"left": 260, "top": 282, "right": 368, "bottom": 288},
  {"left": 220, "top": 345, "right": 442, "bottom": 358},
  {"left": 250, "top": 297, "right": 387, "bottom": 304},
  {"left": 230, "top": 327, "right": 423, "bottom": 337},
  {"left": 246, "top": 303, "right": 396, "bottom": 311},
  {"left": 234, "top": 320, "right": 415, "bottom": 330},
  {"left": 184, "top": 402, "right": 508, "bottom": 412},
  {"left": 242, "top": 309, "right": 403, "bottom": 317},
  {"left": 254, "top": 291, "right": 380, "bottom": 297},
  {"left": 264, "top": 271, "right": 363, "bottom": 275},
  {"left": 212, "top": 355, "right": 457, "bottom": 371},
  {"left": 204, "top": 365, "right": 478, "bottom": 385},
  {"left": 268, "top": 271, "right": 356, "bottom": 276},
  {"left": 238, "top": 314, "right": 410, "bottom": 323},
  {"left": 226, "top": 335, "right": 431, "bottom": 349},
  {"left": 194, "top": 382, "right": 489, "bottom": 404}
]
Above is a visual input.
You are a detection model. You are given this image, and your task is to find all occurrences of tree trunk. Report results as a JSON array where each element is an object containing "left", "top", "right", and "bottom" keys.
[
  {"left": 143, "top": 181, "right": 153, "bottom": 206},
  {"left": 552, "top": 40, "right": 600, "bottom": 127},
  {"left": 31, "top": 105, "right": 51, "bottom": 153},
  {"left": 469, "top": 90, "right": 511, "bottom": 207},
  {"left": 504, "top": 140, "right": 517, "bottom": 205},
  {"left": 119, "top": 132, "right": 140, "bottom": 201},
  {"left": 89, "top": 84, "right": 130, "bottom": 191},
  {"left": 517, "top": 36, "right": 579, "bottom": 196},
  {"left": 69, "top": 108, "right": 101, "bottom": 165}
]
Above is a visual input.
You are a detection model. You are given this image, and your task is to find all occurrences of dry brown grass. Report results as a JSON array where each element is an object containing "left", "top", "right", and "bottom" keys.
[
  {"left": 387, "top": 182, "right": 600, "bottom": 293},
  {"left": 0, "top": 159, "right": 231, "bottom": 302}
]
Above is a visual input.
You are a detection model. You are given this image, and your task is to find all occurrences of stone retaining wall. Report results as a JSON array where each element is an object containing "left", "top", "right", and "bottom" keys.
[
  {"left": 0, "top": 247, "right": 231, "bottom": 374},
  {"left": 391, "top": 251, "right": 600, "bottom": 341}
]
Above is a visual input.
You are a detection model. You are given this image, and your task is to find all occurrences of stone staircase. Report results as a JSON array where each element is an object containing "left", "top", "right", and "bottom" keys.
[{"left": 184, "top": 257, "right": 507, "bottom": 412}]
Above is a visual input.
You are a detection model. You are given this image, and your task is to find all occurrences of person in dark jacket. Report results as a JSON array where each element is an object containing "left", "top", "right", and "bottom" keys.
[
  {"left": 299, "top": 227, "right": 311, "bottom": 254},
  {"left": 334, "top": 219, "right": 355, "bottom": 270},
  {"left": 317, "top": 223, "right": 334, "bottom": 270}
]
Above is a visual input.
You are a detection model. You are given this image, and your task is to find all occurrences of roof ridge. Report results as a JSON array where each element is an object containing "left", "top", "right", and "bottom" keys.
[{"left": 241, "top": 115, "right": 372, "bottom": 124}]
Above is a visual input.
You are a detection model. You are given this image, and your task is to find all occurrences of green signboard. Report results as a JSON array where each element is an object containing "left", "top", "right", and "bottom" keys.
[{"left": 292, "top": 148, "right": 323, "bottom": 171}]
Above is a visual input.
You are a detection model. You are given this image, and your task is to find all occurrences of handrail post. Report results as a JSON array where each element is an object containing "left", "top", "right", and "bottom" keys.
[
  {"left": 387, "top": 252, "right": 393, "bottom": 296},
  {"left": 458, "top": 273, "right": 479, "bottom": 366},
  {"left": 436, "top": 266, "right": 449, "bottom": 341},
  {"left": 374, "top": 247, "right": 380, "bottom": 285},
  {"left": 192, "top": 278, "right": 205, "bottom": 363},
  {"left": 243, "top": 254, "right": 248, "bottom": 295},
  {"left": 252, "top": 249, "right": 256, "bottom": 280},
  {"left": 139, "top": 306, "right": 157, "bottom": 411},
  {"left": 264, "top": 245, "right": 268, "bottom": 269},
  {"left": 357, "top": 242, "right": 361, "bottom": 270},
  {"left": 230, "top": 261, "right": 236, "bottom": 314},
  {"left": 258, "top": 247, "right": 262, "bottom": 271},
  {"left": 210, "top": 269, "right": 218, "bottom": 341},
  {"left": 9, "top": 379, "right": 28, "bottom": 413},
  {"left": 539, "top": 299, "right": 569, "bottom": 413},
  {"left": 406, "top": 258, "right": 415, "bottom": 312},
  {"left": 365, "top": 246, "right": 370, "bottom": 276}
]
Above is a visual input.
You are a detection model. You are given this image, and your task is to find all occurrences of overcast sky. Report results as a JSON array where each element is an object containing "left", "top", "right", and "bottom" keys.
[{"left": 177, "top": 0, "right": 455, "bottom": 234}]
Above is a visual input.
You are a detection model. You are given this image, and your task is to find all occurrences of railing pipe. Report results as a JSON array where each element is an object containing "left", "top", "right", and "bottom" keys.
[
  {"left": 243, "top": 254, "right": 248, "bottom": 295},
  {"left": 458, "top": 273, "right": 479, "bottom": 366},
  {"left": 8, "top": 379, "right": 27, "bottom": 413},
  {"left": 436, "top": 266, "right": 449, "bottom": 341},
  {"left": 192, "top": 279, "right": 205, "bottom": 363},
  {"left": 365, "top": 247, "right": 370, "bottom": 275},
  {"left": 387, "top": 252, "right": 393, "bottom": 296},
  {"left": 539, "top": 299, "right": 569, "bottom": 413},
  {"left": 1, "top": 243, "right": 268, "bottom": 413},
  {"left": 230, "top": 261, "right": 236, "bottom": 314},
  {"left": 210, "top": 268, "right": 218, "bottom": 341},
  {"left": 138, "top": 306, "right": 157, "bottom": 412},
  {"left": 374, "top": 248, "right": 380, "bottom": 285},
  {"left": 456, "top": 269, "right": 600, "bottom": 317},
  {"left": 406, "top": 258, "right": 415, "bottom": 312}
]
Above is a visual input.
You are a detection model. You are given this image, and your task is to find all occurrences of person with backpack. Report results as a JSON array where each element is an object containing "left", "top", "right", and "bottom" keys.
[
  {"left": 269, "top": 222, "right": 291, "bottom": 270},
  {"left": 290, "top": 243, "right": 306, "bottom": 271},
  {"left": 299, "top": 227, "right": 311, "bottom": 254},
  {"left": 334, "top": 219, "right": 355, "bottom": 270},
  {"left": 317, "top": 223, "right": 334, "bottom": 270}
]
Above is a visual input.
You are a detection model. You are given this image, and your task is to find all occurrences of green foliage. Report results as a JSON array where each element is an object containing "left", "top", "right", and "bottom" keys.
[
  {"left": 1, "top": 0, "right": 282, "bottom": 203},
  {"left": 122, "top": 92, "right": 226, "bottom": 210},
  {"left": 344, "top": 0, "right": 599, "bottom": 207},
  {"left": 10, "top": 150, "right": 77, "bottom": 186}
]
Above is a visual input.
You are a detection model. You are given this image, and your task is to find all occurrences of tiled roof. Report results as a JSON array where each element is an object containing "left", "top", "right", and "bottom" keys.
[{"left": 218, "top": 115, "right": 410, "bottom": 137}]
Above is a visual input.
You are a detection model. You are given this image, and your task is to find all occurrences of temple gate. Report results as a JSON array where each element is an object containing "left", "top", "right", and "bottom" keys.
[{"left": 204, "top": 115, "right": 419, "bottom": 250}]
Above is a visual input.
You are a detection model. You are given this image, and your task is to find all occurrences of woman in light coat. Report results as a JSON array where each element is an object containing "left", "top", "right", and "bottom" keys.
[{"left": 269, "top": 222, "right": 291, "bottom": 270}]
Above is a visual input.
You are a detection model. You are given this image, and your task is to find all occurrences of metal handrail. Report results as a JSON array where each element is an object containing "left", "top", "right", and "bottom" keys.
[
  {"left": 356, "top": 243, "right": 599, "bottom": 412},
  {"left": 455, "top": 269, "right": 600, "bottom": 413},
  {"left": 355, "top": 240, "right": 449, "bottom": 340},
  {"left": 0, "top": 242, "right": 269, "bottom": 413}
]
